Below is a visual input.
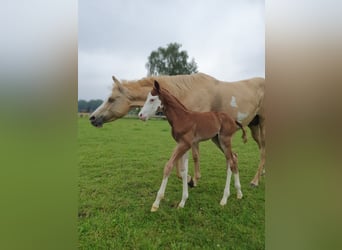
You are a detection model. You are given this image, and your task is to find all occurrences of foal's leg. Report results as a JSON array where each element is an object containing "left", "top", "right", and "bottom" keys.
[
  {"left": 220, "top": 160, "right": 233, "bottom": 206},
  {"left": 211, "top": 135, "right": 224, "bottom": 153},
  {"left": 178, "top": 153, "right": 189, "bottom": 208},
  {"left": 220, "top": 156, "right": 242, "bottom": 205},
  {"left": 151, "top": 143, "right": 190, "bottom": 212},
  {"left": 232, "top": 152, "right": 243, "bottom": 199},
  {"left": 218, "top": 135, "right": 243, "bottom": 205},
  {"left": 218, "top": 135, "right": 233, "bottom": 205},
  {"left": 175, "top": 151, "right": 194, "bottom": 187}
]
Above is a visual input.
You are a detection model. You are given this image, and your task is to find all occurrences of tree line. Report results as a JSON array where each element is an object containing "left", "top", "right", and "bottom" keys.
[{"left": 78, "top": 99, "right": 103, "bottom": 113}]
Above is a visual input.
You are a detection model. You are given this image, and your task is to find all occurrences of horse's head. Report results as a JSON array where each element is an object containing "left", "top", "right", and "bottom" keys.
[
  {"left": 138, "top": 91, "right": 162, "bottom": 121},
  {"left": 89, "top": 76, "right": 131, "bottom": 127}
]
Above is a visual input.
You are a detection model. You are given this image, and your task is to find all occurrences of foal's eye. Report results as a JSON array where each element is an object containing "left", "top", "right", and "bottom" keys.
[
  {"left": 150, "top": 99, "right": 154, "bottom": 102},
  {"left": 108, "top": 97, "right": 114, "bottom": 103}
]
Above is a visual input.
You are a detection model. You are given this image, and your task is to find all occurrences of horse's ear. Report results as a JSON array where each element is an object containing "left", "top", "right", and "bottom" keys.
[
  {"left": 112, "top": 76, "right": 124, "bottom": 93},
  {"left": 154, "top": 80, "right": 161, "bottom": 93}
]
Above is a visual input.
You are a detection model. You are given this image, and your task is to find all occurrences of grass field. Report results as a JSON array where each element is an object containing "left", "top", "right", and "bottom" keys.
[{"left": 78, "top": 117, "right": 265, "bottom": 249}]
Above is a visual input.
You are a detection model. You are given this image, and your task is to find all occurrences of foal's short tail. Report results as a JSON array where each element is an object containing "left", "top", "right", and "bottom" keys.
[{"left": 235, "top": 121, "right": 248, "bottom": 144}]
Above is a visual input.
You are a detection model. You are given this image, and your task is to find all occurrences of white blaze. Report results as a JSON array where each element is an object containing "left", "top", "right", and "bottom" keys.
[{"left": 139, "top": 92, "right": 162, "bottom": 120}]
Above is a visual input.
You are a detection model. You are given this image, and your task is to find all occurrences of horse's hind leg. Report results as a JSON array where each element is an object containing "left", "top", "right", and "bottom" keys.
[
  {"left": 191, "top": 142, "right": 201, "bottom": 186},
  {"left": 249, "top": 116, "right": 266, "bottom": 187}
]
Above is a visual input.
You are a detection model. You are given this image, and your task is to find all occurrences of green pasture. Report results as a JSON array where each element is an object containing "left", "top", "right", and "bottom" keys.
[{"left": 78, "top": 117, "right": 265, "bottom": 249}]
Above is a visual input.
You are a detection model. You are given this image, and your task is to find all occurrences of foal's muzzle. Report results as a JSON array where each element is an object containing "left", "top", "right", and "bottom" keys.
[{"left": 138, "top": 112, "right": 147, "bottom": 121}]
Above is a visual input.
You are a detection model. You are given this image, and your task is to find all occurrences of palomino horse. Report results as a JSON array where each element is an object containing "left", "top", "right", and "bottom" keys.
[
  {"left": 89, "top": 73, "right": 265, "bottom": 187},
  {"left": 145, "top": 81, "right": 247, "bottom": 211}
]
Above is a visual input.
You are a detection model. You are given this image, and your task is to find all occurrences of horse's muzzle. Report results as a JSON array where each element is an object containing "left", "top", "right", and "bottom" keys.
[{"left": 89, "top": 116, "right": 104, "bottom": 128}]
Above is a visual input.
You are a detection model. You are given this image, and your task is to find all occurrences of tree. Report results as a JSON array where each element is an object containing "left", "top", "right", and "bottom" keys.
[
  {"left": 78, "top": 99, "right": 103, "bottom": 113},
  {"left": 146, "top": 43, "right": 198, "bottom": 76},
  {"left": 78, "top": 100, "right": 88, "bottom": 112}
]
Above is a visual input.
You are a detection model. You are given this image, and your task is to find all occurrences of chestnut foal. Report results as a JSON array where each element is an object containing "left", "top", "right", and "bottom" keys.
[{"left": 147, "top": 81, "right": 247, "bottom": 212}]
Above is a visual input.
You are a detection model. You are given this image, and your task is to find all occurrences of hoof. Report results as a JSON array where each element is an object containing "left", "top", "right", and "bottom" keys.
[
  {"left": 151, "top": 206, "right": 159, "bottom": 212},
  {"left": 187, "top": 177, "right": 194, "bottom": 188},
  {"left": 220, "top": 199, "right": 227, "bottom": 206},
  {"left": 250, "top": 182, "right": 258, "bottom": 188},
  {"left": 237, "top": 193, "right": 243, "bottom": 199}
]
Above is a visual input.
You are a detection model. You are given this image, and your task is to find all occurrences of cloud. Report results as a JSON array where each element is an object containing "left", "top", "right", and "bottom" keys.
[{"left": 79, "top": 0, "right": 264, "bottom": 100}]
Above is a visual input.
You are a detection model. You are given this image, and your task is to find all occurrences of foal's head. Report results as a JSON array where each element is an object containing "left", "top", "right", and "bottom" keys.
[
  {"left": 139, "top": 80, "right": 187, "bottom": 121},
  {"left": 138, "top": 91, "right": 162, "bottom": 121},
  {"left": 139, "top": 81, "right": 171, "bottom": 120}
]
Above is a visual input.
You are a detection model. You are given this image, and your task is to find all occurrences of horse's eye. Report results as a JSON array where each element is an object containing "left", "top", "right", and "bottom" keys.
[
  {"left": 150, "top": 99, "right": 154, "bottom": 102},
  {"left": 108, "top": 97, "right": 114, "bottom": 103}
]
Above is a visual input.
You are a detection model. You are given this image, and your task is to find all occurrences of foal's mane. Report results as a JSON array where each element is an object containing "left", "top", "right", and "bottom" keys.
[{"left": 157, "top": 86, "right": 189, "bottom": 114}]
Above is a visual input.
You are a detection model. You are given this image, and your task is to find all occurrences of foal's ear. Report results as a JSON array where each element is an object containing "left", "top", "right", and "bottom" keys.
[{"left": 154, "top": 80, "right": 161, "bottom": 93}]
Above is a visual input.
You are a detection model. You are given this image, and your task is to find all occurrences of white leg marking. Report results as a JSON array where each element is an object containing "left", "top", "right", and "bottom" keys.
[
  {"left": 178, "top": 159, "right": 189, "bottom": 208},
  {"left": 151, "top": 177, "right": 168, "bottom": 212},
  {"left": 234, "top": 172, "right": 243, "bottom": 199},
  {"left": 182, "top": 151, "right": 194, "bottom": 186},
  {"left": 220, "top": 165, "right": 232, "bottom": 206}
]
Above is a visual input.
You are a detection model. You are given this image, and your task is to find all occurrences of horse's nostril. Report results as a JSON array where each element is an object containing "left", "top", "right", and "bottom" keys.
[{"left": 89, "top": 116, "right": 95, "bottom": 121}]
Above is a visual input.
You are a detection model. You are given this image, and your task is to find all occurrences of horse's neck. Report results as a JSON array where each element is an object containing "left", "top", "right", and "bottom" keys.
[{"left": 125, "top": 82, "right": 153, "bottom": 107}]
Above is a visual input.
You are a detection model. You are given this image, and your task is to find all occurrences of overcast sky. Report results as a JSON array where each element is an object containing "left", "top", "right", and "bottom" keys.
[{"left": 78, "top": 0, "right": 264, "bottom": 100}]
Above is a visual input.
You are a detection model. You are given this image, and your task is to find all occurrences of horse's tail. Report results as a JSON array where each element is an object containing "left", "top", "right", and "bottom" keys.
[{"left": 235, "top": 121, "right": 247, "bottom": 144}]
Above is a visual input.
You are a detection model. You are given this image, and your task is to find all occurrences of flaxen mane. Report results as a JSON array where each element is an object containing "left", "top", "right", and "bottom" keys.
[{"left": 120, "top": 73, "right": 219, "bottom": 97}]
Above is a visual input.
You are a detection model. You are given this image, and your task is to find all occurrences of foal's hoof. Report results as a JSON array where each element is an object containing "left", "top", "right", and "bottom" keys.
[
  {"left": 151, "top": 206, "right": 159, "bottom": 212},
  {"left": 220, "top": 199, "right": 227, "bottom": 206},
  {"left": 187, "top": 177, "right": 194, "bottom": 188},
  {"left": 237, "top": 193, "right": 243, "bottom": 199}
]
